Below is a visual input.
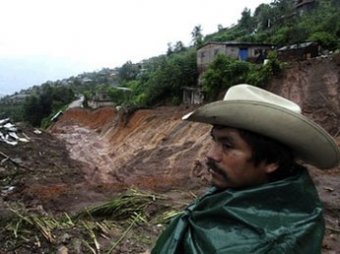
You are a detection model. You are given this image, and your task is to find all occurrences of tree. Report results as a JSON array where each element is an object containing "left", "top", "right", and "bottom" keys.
[
  {"left": 23, "top": 95, "right": 43, "bottom": 126},
  {"left": 202, "top": 55, "right": 251, "bottom": 101},
  {"left": 309, "top": 31, "right": 338, "bottom": 50},
  {"left": 217, "top": 24, "right": 224, "bottom": 32},
  {"left": 167, "top": 42, "right": 173, "bottom": 56},
  {"left": 238, "top": 8, "right": 255, "bottom": 33},
  {"left": 270, "top": 0, "right": 295, "bottom": 26},
  {"left": 118, "top": 61, "right": 140, "bottom": 82},
  {"left": 22, "top": 84, "right": 75, "bottom": 127},
  {"left": 191, "top": 25, "right": 204, "bottom": 48},
  {"left": 254, "top": 4, "right": 273, "bottom": 31},
  {"left": 167, "top": 41, "right": 186, "bottom": 56},
  {"left": 173, "top": 41, "right": 186, "bottom": 53},
  {"left": 141, "top": 49, "right": 198, "bottom": 106}
]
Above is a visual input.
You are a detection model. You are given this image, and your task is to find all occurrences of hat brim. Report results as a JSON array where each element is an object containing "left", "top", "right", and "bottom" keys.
[{"left": 184, "top": 100, "right": 339, "bottom": 169}]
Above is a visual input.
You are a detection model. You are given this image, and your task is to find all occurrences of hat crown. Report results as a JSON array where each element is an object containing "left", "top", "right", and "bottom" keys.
[{"left": 225, "top": 84, "right": 301, "bottom": 113}]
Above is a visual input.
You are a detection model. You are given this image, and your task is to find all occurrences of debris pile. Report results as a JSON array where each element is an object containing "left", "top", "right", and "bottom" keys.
[{"left": 0, "top": 118, "right": 30, "bottom": 145}]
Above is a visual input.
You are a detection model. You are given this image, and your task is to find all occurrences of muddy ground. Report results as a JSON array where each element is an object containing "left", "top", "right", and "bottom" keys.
[
  {"left": 0, "top": 105, "right": 339, "bottom": 254},
  {"left": 0, "top": 56, "right": 340, "bottom": 253},
  {"left": 0, "top": 110, "right": 209, "bottom": 254}
]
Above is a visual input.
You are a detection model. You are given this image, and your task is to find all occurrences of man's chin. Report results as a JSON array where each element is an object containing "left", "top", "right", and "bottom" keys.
[
  {"left": 208, "top": 170, "right": 230, "bottom": 189},
  {"left": 209, "top": 178, "right": 230, "bottom": 190}
]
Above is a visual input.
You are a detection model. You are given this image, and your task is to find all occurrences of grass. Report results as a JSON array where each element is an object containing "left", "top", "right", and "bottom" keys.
[
  {"left": 1, "top": 188, "right": 184, "bottom": 253},
  {"left": 76, "top": 188, "right": 162, "bottom": 221}
]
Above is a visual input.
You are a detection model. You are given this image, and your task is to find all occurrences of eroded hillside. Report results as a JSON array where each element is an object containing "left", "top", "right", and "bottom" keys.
[
  {"left": 1, "top": 56, "right": 339, "bottom": 253},
  {"left": 51, "top": 106, "right": 211, "bottom": 191},
  {"left": 268, "top": 55, "right": 340, "bottom": 135},
  {"left": 49, "top": 55, "right": 340, "bottom": 252},
  {"left": 51, "top": 56, "right": 340, "bottom": 190}
]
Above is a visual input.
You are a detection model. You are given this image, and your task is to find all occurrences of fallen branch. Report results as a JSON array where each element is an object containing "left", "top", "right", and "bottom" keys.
[
  {"left": 0, "top": 150, "right": 31, "bottom": 170},
  {"left": 326, "top": 226, "right": 340, "bottom": 234},
  {"left": 0, "top": 150, "right": 9, "bottom": 159}
]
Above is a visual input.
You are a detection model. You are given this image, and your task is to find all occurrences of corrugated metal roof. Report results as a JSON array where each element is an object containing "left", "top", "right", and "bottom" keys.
[
  {"left": 278, "top": 42, "right": 317, "bottom": 51},
  {"left": 199, "top": 41, "right": 273, "bottom": 49}
]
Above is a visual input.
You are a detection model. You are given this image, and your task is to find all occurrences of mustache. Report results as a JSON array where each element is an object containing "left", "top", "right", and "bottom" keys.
[{"left": 206, "top": 159, "right": 229, "bottom": 181}]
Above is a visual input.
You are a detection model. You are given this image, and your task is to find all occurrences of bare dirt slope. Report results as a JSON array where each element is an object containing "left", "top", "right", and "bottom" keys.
[
  {"left": 51, "top": 106, "right": 211, "bottom": 191},
  {"left": 268, "top": 55, "right": 340, "bottom": 136},
  {"left": 52, "top": 55, "right": 340, "bottom": 253},
  {"left": 0, "top": 55, "right": 339, "bottom": 253}
]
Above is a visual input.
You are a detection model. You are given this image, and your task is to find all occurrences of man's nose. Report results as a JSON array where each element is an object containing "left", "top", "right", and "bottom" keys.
[{"left": 207, "top": 142, "right": 222, "bottom": 162}]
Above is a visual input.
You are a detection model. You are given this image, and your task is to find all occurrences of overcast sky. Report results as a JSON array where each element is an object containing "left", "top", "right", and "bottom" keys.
[{"left": 0, "top": 0, "right": 272, "bottom": 95}]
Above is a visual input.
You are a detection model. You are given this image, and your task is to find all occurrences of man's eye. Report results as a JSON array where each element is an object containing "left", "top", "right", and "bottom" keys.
[{"left": 222, "top": 143, "right": 232, "bottom": 149}]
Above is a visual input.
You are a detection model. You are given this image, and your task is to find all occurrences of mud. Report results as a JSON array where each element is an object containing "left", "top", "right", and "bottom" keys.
[{"left": 0, "top": 56, "right": 339, "bottom": 253}]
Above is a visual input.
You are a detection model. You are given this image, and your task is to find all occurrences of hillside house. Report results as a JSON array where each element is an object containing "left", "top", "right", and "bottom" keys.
[
  {"left": 277, "top": 42, "right": 319, "bottom": 61},
  {"left": 295, "top": 0, "right": 317, "bottom": 15},
  {"left": 197, "top": 41, "right": 273, "bottom": 74},
  {"left": 184, "top": 41, "right": 273, "bottom": 104},
  {"left": 88, "top": 90, "right": 114, "bottom": 109}
]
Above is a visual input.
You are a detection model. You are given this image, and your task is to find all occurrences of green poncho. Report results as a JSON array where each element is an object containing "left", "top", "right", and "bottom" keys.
[{"left": 152, "top": 169, "right": 324, "bottom": 254}]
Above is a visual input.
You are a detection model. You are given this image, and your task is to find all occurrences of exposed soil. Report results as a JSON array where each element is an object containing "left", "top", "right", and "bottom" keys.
[{"left": 0, "top": 56, "right": 339, "bottom": 253}]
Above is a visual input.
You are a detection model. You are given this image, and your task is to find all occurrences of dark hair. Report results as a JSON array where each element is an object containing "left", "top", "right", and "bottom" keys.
[{"left": 237, "top": 128, "right": 299, "bottom": 181}]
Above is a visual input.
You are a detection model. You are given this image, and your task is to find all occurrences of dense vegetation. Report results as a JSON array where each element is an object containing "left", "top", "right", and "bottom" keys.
[
  {"left": 206, "top": 0, "right": 340, "bottom": 50},
  {"left": 1, "top": 0, "right": 339, "bottom": 127},
  {"left": 22, "top": 84, "right": 74, "bottom": 127},
  {"left": 202, "top": 51, "right": 282, "bottom": 100},
  {"left": 108, "top": 48, "right": 198, "bottom": 107}
]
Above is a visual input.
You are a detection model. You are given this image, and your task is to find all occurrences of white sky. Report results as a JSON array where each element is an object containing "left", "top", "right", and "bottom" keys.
[{"left": 0, "top": 0, "right": 272, "bottom": 95}]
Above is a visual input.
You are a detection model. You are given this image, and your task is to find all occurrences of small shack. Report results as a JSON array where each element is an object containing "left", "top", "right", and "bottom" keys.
[
  {"left": 197, "top": 41, "right": 273, "bottom": 73},
  {"left": 277, "top": 42, "right": 319, "bottom": 61},
  {"left": 182, "top": 87, "right": 204, "bottom": 105}
]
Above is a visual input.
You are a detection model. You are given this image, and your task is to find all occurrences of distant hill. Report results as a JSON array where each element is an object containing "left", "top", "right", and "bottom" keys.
[{"left": 0, "top": 55, "right": 94, "bottom": 95}]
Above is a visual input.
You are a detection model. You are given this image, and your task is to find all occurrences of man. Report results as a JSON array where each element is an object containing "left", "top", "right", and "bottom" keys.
[{"left": 151, "top": 84, "right": 339, "bottom": 254}]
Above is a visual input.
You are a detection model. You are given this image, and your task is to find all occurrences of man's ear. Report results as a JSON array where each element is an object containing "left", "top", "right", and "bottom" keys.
[{"left": 265, "top": 163, "right": 279, "bottom": 173}]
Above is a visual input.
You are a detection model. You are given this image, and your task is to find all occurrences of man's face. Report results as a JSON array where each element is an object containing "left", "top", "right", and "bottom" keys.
[{"left": 206, "top": 127, "right": 275, "bottom": 190}]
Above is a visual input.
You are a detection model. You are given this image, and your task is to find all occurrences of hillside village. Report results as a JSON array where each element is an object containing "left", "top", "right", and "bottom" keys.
[
  {"left": 0, "top": 0, "right": 340, "bottom": 252},
  {"left": 1, "top": 39, "right": 333, "bottom": 109},
  {"left": 1, "top": 0, "right": 339, "bottom": 111}
]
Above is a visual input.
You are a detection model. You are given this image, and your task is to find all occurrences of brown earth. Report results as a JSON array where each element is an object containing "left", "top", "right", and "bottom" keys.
[{"left": 0, "top": 55, "right": 339, "bottom": 253}]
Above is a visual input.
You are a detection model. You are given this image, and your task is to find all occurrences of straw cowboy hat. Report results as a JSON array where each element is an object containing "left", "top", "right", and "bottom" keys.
[{"left": 183, "top": 84, "right": 340, "bottom": 169}]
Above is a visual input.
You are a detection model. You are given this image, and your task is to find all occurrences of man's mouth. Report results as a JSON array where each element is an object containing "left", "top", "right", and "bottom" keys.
[
  {"left": 206, "top": 159, "right": 230, "bottom": 188},
  {"left": 206, "top": 159, "right": 228, "bottom": 179}
]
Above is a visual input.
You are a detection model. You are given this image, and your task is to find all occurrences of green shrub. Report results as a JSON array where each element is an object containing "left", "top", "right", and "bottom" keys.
[
  {"left": 202, "top": 52, "right": 283, "bottom": 100},
  {"left": 202, "top": 55, "right": 252, "bottom": 100},
  {"left": 309, "top": 31, "right": 338, "bottom": 51}
]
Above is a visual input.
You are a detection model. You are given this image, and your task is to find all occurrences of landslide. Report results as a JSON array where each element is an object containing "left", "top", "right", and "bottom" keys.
[
  {"left": 0, "top": 124, "right": 87, "bottom": 212},
  {"left": 50, "top": 55, "right": 340, "bottom": 252},
  {"left": 0, "top": 56, "right": 339, "bottom": 253},
  {"left": 51, "top": 56, "right": 340, "bottom": 193},
  {"left": 50, "top": 106, "right": 211, "bottom": 191}
]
